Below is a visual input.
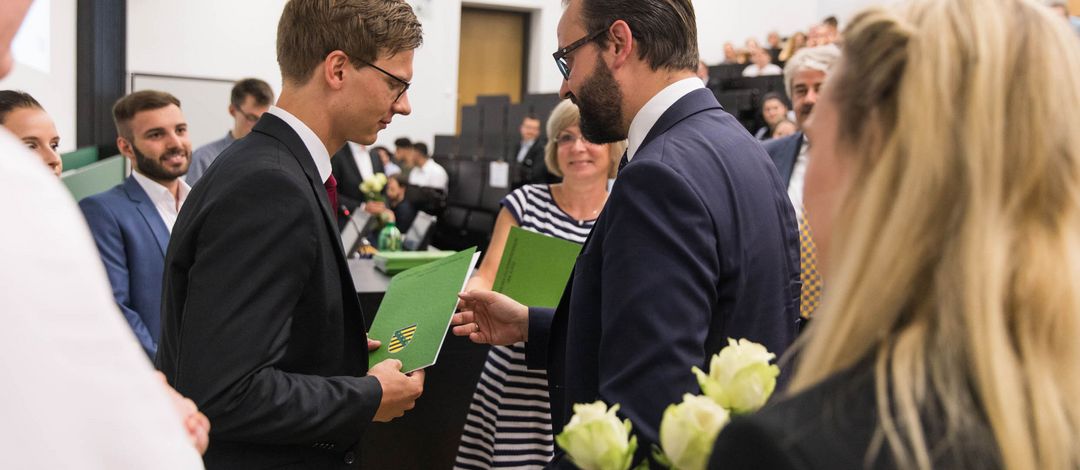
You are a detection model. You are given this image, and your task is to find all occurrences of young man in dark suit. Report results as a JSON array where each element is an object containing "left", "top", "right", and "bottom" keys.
[
  {"left": 80, "top": 90, "right": 192, "bottom": 359},
  {"left": 510, "top": 114, "right": 555, "bottom": 188},
  {"left": 452, "top": 0, "right": 801, "bottom": 466},
  {"left": 157, "top": 1, "right": 425, "bottom": 468}
]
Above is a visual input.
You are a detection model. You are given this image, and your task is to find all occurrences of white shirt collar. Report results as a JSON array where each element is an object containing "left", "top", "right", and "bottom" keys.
[
  {"left": 131, "top": 170, "right": 190, "bottom": 232},
  {"left": 626, "top": 77, "right": 705, "bottom": 160},
  {"left": 266, "top": 106, "right": 333, "bottom": 183}
]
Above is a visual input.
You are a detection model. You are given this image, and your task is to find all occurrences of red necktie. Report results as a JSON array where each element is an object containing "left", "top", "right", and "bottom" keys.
[{"left": 324, "top": 174, "right": 338, "bottom": 210}]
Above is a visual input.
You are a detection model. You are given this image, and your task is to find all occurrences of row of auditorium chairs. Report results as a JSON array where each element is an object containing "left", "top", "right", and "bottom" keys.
[
  {"left": 427, "top": 155, "right": 509, "bottom": 255},
  {"left": 435, "top": 92, "right": 562, "bottom": 161}
]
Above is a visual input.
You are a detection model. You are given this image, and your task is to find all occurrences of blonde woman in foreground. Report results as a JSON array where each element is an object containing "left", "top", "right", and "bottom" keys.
[{"left": 710, "top": 0, "right": 1080, "bottom": 468}]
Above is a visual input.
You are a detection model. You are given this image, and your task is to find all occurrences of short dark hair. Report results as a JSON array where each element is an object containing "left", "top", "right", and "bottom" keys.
[
  {"left": 575, "top": 0, "right": 699, "bottom": 72},
  {"left": 276, "top": 0, "right": 423, "bottom": 85},
  {"left": 388, "top": 172, "right": 409, "bottom": 188},
  {"left": 394, "top": 137, "right": 413, "bottom": 149},
  {"left": 113, "top": 90, "right": 181, "bottom": 140},
  {"left": 0, "top": 90, "right": 43, "bottom": 124},
  {"left": 823, "top": 16, "right": 839, "bottom": 28},
  {"left": 762, "top": 91, "right": 789, "bottom": 109},
  {"left": 413, "top": 142, "right": 428, "bottom": 157},
  {"left": 231, "top": 78, "right": 274, "bottom": 109},
  {"left": 523, "top": 113, "right": 540, "bottom": 123}
]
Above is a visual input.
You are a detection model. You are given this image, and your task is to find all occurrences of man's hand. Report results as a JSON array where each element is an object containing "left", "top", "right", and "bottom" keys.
[
  {"left": 368, "top": 360, "right": 425, "bottom": 422},
  {"left": 451, "top": 290, "right": 529, "bottom": 345},
  {"left": 367, "top": 338, "right": 381, "bottom": 352},
  {"left": 156, "top": 372, "right": 211, "bottom": 455},
  {"left": 363, "top": 201, "right": 387, "bottom": 215}
]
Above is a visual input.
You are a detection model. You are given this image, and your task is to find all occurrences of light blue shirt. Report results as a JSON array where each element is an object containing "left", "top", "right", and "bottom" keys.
[{"left": 185, "top": 131, "right": 235, "bottom": 185}]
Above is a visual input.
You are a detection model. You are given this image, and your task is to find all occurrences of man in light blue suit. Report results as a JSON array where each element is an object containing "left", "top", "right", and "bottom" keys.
[{"left": 80, "top": 90, "right": 192, "bottom": 358}]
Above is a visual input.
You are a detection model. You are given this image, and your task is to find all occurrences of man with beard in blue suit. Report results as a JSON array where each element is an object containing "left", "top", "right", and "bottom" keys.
[{"left": 452, "top": 0, "right": 801, "bottom": 466}]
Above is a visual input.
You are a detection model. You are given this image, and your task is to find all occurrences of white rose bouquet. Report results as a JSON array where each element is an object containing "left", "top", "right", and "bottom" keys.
[{"left": 359, "top": 172, "right": 388, "bottom": 203}]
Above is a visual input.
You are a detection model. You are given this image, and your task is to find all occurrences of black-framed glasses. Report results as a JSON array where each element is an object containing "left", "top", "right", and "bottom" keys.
[
  {"left": 232, "top": 104, "right": 261, "bottom": 124},
  {"left": 359, "top": 59, "right": 411, "bottom": 103},
  {"left": 552, "top": 28, "right": 609, "bottom": 81}
]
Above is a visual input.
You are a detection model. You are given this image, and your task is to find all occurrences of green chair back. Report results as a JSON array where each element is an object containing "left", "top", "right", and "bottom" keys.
[
  {"left": 61, "top": 155, "right": 126, "bottom": 201},
  {"left": 61, "top": 146, "right": 99, "bottom": 172}
]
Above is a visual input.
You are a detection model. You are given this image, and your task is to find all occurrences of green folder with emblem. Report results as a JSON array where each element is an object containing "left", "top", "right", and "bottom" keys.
[
  {"left": 492, "top": 226, "right": 583, "bottom": 308},
  {"left": 367, "top": 247, "right": 479, "bottom": 373}
]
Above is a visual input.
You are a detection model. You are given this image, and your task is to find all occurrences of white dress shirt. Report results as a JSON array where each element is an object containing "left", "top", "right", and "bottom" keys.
[
  {"left": 788, "top": 139, "right": 810, "bottom": 219},
  {"left": 266, "top": 106, "right": 332, "bottom": 183},
  {"left": 515, "top": 140, "right": 535, "bottom": 163},
  {"left": 132, "top": 170, "right": 190, "bottom": 232},
  {"left": 627, "top": 77, "right": 705, "bottom": 161},
  {"left": 408, "top": 158, "right": 450, "bottom": 191},
  {"left": 0, "top": 128, "right": 204, "bottom": 469},
  {"left": 348, "top": 141, "right": 376, "bottom": 181}
]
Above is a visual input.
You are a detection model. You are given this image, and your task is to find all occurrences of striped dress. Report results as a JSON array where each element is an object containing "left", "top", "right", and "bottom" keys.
[{"left": 454, "top": 184, "right": 596, "bottom": 469}]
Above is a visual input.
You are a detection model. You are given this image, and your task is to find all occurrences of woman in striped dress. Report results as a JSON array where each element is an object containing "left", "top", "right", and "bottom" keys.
[{"left": 454, "top": 100, "right": 627, "bottom": 469}]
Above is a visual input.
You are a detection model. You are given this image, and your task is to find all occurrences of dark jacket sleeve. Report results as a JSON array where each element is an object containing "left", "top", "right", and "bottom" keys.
[
  {"left": 79, "top": 196, "right": 157, "bottom": 358},
  {"left": 524, "top": 307, "right": 555, "bottom": 370},
  {"left": 169, "top": 168, "right": 381, "bottom": 448},
  {"left": 709, "top": 417, "right": 800, "bottom": 470}
]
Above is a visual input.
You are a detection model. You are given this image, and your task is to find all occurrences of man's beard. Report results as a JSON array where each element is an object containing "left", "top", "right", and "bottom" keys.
[
  {"left": 133, "top": 143, "right": 189, "bottom": 181},
  {"left": 569, "top": 57, "right": 626, "bottom": 144}
]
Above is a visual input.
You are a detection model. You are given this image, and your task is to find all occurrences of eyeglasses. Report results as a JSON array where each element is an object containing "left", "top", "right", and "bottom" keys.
[
  {"left": 232, "top": 105, "right": 261, "bottom": 124},
  {"left": 556, "top": 132, "right": 589, "bottom": 147},
  {"left": 359, "top": 59, "right": 411, "bottom": 103},
  {"left": 552, "top": 28, "right": 609, "bottom": 81}
]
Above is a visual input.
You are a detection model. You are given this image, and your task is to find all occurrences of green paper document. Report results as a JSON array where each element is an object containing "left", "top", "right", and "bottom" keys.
[
  {"left": 367, "top": 247, "right": 479, "bottom": 373},
  {"left": 492, "top": 227, "right": 582, "bottom": 308}
]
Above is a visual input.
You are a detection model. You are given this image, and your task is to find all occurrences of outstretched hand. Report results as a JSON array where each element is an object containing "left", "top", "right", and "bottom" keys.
[{"left": 451, "top": 289, "right": 529, "bottom": 345}]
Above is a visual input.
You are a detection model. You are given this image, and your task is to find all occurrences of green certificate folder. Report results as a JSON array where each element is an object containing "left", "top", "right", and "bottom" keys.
[
  {"left": 367, "top": 247, "right": 479, "bottom": 373},
  {"left": 492, "top": 227, "right": 582, "bottom": 308}
]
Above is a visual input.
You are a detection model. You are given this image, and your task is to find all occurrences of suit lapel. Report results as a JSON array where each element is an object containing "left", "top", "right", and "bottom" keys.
[
  {"left": 123, "top": 176, "right": 170, "bottom": 257},
  {"left": 252, "top": 115, "right": 354, "bottom": 285}
]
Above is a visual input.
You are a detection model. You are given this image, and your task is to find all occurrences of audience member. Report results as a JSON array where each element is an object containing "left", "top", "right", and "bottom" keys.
[
  {"left": 156, "top": 1, "right": 425, "bottom": 467},
  {"left": 766, "top": 31, "right": 783, "bottom": 64},
  {"left": 742, "top": 46, "right": 783, "bottom": 77},
  {"left": 511, "top": 113, "right": 554, "bottom": 188},
  {"left": 371, "top": 145, "right": 401, "bottom": 175},
  {"left": 332, "top": 141, "right": 386, "bottom": 225},
  {"left": 772, "top": 119, "right": 797, "bottom": 139},
  {"left": 383, "top": 173, "right": 417, "bottom": 233},
  {"left": 807, "top": 24, "right": 828, "bottom": 46},
  {"left": 779, "top": 31, "right": 807, "bottom": 62},
  {"left": 0, "top": 1, "right": 207, "bottom": 466},
  {"left": 722, "top": 41, "right": 742, "bottom": 64},
  {"left": 393, "top": 136, "right": 413, "bottom": 170},
  {"left": 452, "top": 0, "right": 800, "bottom": 466},
  {"left": 821, "top": 15, "right": 840, "bottom": 43},
  {"left": 697, "top": 59, "right": 710, "bottom": 84},
  {"left": 0, "top": 90, "right": 61, "bottom": 176},
  {"left": 712, "top": 1, "right": 1080, "bottom": 468},
  {"left": 767, "top": 45, "right": 840, "bottom": 217},
  {"left": 455, "top": 99, "right": 626, "bottom": 469},
  {"left": 185, "top": 78, "right": 273, "bottom": 185},
  {"left": 754, "top": 91, "right": 791, "bottom": 140},
  {"left": 79, "top": 90, "right": 192, "bottom": 359},
  {"left": 407, "top": 141, "right": 448, "bottom": 191}
]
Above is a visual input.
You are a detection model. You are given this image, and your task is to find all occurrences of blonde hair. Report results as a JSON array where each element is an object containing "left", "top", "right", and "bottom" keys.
[
  {"left": 789, "top": 0, "right": 1080, "bottom": 469},
  {"left": 544, "top": 100, "right": 626, "bottom": 179}
]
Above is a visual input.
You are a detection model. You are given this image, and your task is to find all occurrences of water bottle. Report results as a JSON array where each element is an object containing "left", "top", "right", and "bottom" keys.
[{"left": 377, "top": 221, "right": 403, "bottom": 252}]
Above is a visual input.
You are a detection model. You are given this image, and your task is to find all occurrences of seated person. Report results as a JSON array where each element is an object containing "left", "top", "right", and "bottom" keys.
[
  {"left": 406, "top": 141, "right": 448, "bottom": 191},
  {"left": 771, "top": 120, "right": 798, "bottom": 139},
  {"left": 365, "top": 173, "right": 417, "bottom": 234},
  {"left": 0, "top": 90, "right": 62, "bottom": 176},
  {"left": 742, "top": 47, "right": 782, "bottom": 77},
  {"left": 754, "top": 92, "right": 791, "bottom": 140},
  {"left": 371, "top": 145, "right": 401, "bottom": 176}
]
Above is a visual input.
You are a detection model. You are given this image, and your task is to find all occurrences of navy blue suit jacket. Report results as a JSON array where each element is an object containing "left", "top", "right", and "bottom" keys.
[
  {"left": 526, "top": 88, "right": 801, "bottom": 466},
  {"left": 762, "top": 131, "right": 804, "bottom": 187},
  {"left": 79, "top": 175, "right": 170, "bottom": 358}
]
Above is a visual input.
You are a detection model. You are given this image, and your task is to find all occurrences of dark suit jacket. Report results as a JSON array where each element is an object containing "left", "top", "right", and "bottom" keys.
[
  {"left": 79, "top": 176, "right": 171, "bottom": 358},
  {"left": 332, "top": 143, "right": 385, "bottom": 225},
  {"left": 157, "top": 114, "right": 381, "bottom": 469},
  {"left": 709, "top": 358, "right": 1002, "bottom": 469},
  {"left": 512, "top": 138, "right": 557, "bottom": 188},
  {"left": 525, "top": 88, "right": 801, "bottom": 467},
  {"left": 762, "top": 131, "right": 803, "bottom": 188}
]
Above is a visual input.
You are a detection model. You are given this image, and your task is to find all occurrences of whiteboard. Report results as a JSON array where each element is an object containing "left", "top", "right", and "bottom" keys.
[{"left": 130, "top": 73, "right": 236, "bottom": 150}]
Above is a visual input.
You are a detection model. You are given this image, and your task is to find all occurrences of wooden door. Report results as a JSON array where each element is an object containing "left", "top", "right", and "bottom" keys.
[{"left": 457, "top": 8, "right": 527, "bottom": 133}]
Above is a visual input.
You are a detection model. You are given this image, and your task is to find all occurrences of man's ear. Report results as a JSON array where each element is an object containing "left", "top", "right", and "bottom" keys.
[
  {"left": 608, "top": 20, "right": 634, "bottom": 69},
  {"left": 322, "top": 50, "right": 350, "bottom": 91},
  {"left": 116, "top": 136, "right": 135, "bottom": 162}
]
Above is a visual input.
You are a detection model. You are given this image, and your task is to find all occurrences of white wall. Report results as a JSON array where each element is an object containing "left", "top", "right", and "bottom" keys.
[
  {"left": 0, "top": 0, "right": 77, "bottom": 152},
  {"left": 125, "top": 0, "right": 883, "bottom": 151}
]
